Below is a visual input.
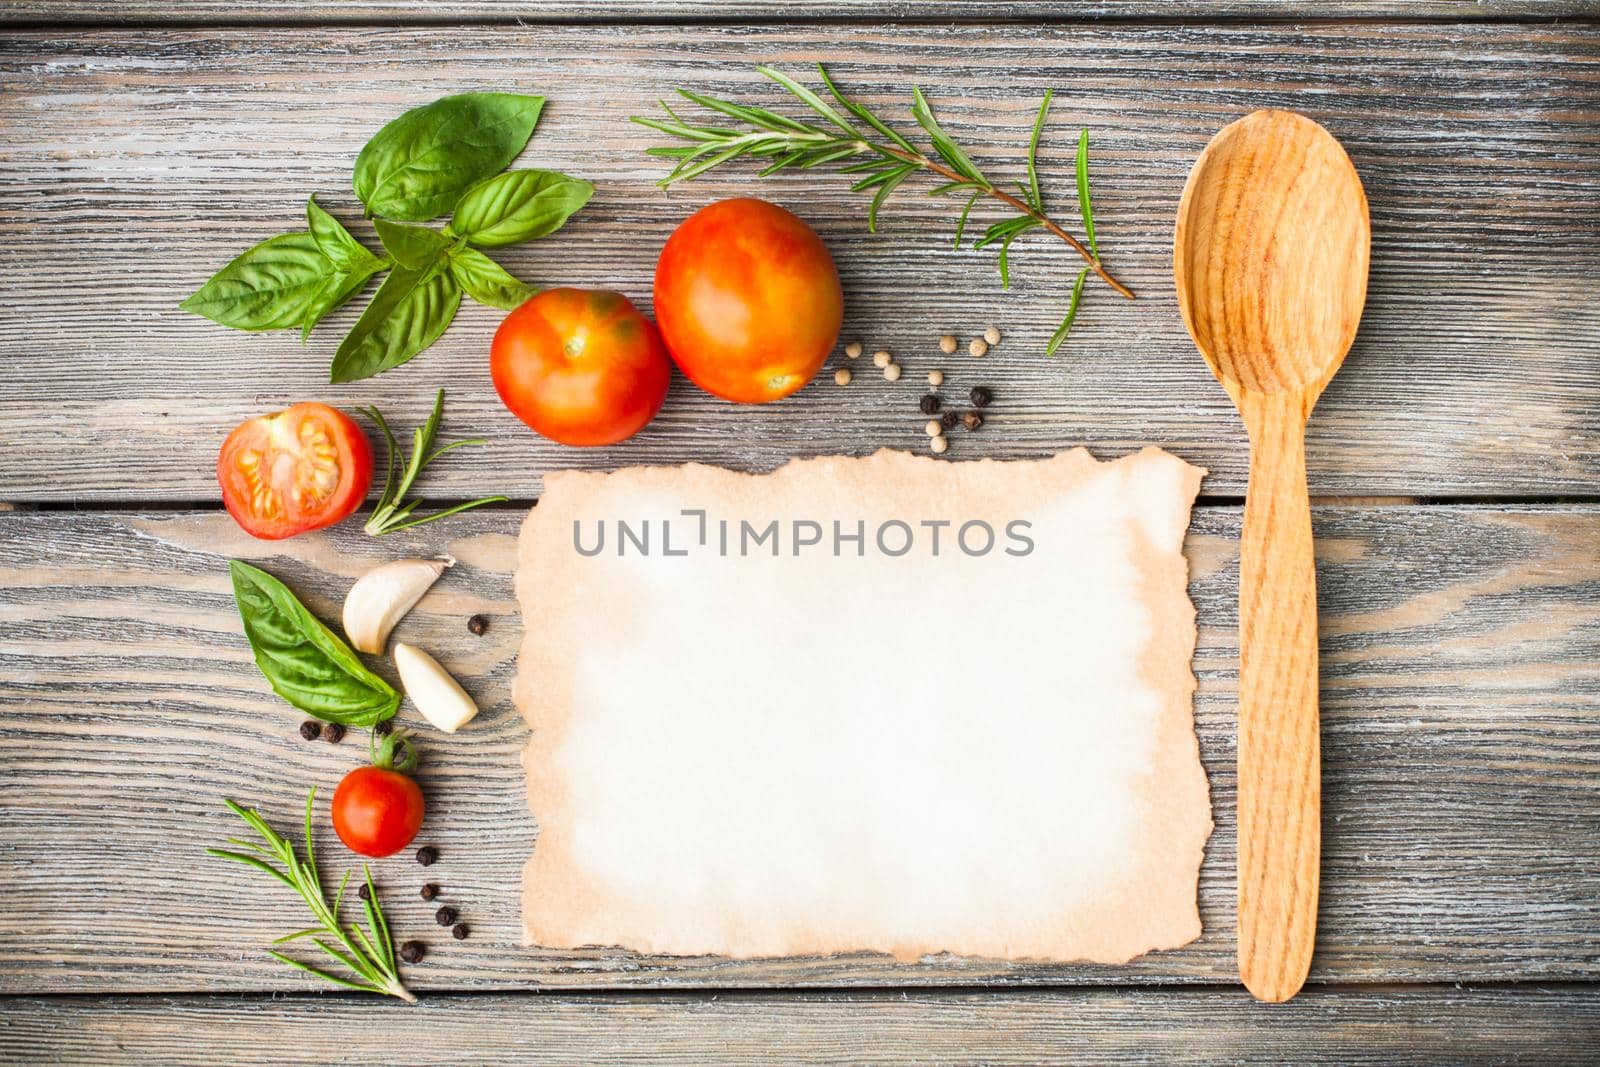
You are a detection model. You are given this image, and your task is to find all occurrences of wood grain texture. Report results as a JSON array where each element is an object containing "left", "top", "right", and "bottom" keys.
[
  {"left": 4, "top": 987, "right": 1600, "bottom": 1066},
  {"left": 2, "top": 503, "right": 1597, "bottom": 994},
  {"left": 1175, "top": 108, "right": 1373, "bottom": 1001},
  {"left": 4, "top": 2, "right": 1595, "bottom": 25},
  {"left": 1, "top": 24, "right": 1597, "bottom": 502}
]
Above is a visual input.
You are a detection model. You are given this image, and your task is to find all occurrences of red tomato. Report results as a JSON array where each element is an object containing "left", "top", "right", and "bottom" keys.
[
  {"left": 653, "top": 198, "right": 843, "bottom": 404},
  {"left": 331, "top": 765, "right": 425, "bottom": 859},
  {"left": 490, "top": 288, "right": 671, "bottom": 447},
  {"left": 217, "top": 402, "right": 372, "bottom": 540}
]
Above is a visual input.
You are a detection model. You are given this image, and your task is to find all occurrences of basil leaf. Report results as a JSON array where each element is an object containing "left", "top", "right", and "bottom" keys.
[
  {"left": 353, "top": 92, "right": 545, "bottom": 222},
  {"left": 306, "top": 195, "right": 381, "bottom": 274},
  {"left": 330, "top": 260, "right": 461, "bottom": 383},
  {"left": 448, "top": 246, "right": 535, "bottom": 310},
  {"left": 298, "top": 262, "right": 386, "bottom": 342},
  {"left": 298, "top": 199, "right": 389, "bottom": 340},
  {"left": 374, "top": 219, "right": 453, "bottom": 270},
  {"left": 448, "top": 169, "right": 593, "bottom": 247},
  {"left": 180, "top": 233, "right": 334, "bottom": 331},
  {"left": 229, "top": 560, "right": 400, "bottom": 726}
]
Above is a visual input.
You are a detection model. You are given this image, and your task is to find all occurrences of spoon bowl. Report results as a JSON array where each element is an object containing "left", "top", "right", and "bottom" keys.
[{"left": 1173, "top": 109, "right": 1370, "bottom": 1004}]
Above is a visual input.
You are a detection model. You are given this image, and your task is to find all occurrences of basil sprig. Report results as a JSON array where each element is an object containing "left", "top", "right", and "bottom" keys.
[
  {"left": 229, "top": 560, "right": 400, "bottom": 726},
  {"left": 182, "top": 92, "right": 592, "bottom": 382}
]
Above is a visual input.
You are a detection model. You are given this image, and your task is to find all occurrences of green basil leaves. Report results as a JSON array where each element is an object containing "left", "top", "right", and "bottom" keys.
[
  {"left": 182, "top": 93, "right": 588, "bottom": 381},
  {"left": 180, "top": 197, "right": 385, "bottom": 340},
  {"left": 448, "top": 169, "right": 593, "bottom": 247},
  {"left": 447, "top": 246, "right": 536, "bottom": 310},
  {"left": 229, "top": 560, "right": 400, "bottom": 726},
  {"left": 353, "top": 93, "right": 545, "bottom": 222},
  {"left": 332, "top": 261, "right": 462, "bottom": 383},
  {"left": 374, "top": 219, "right": 454, "bottom": 270}
]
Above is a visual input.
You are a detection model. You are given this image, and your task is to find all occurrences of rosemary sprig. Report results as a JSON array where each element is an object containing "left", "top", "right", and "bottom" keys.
[
  {"left": 360, "top": 388, "right": 507, "bottom": 536},
  {"left": 208, "top": 790, "right": 415, "bottom": 1002},
  {"left": 633, "top": 64, "right": 1130, "bottom": 352}
]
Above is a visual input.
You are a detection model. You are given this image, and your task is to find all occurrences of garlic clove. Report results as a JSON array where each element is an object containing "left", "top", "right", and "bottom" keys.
[
  {"left": 393, "top": 642, "right": 479, "bottom": 733},
  {"left": 343, "top": 557, "right": 451, "bottom": 654}
]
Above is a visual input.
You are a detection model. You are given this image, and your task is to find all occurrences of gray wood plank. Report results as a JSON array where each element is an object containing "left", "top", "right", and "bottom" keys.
[
  {"left": 5, "top": 1, "right": 1595, "bottom": 24},
  {"left": 3, "top": 987, "right": 1599, "bottom": 1065},
  {"left": 1, "top": 503, "right": 1596, "bottom": 994},
  {"left": 1, "top": 24, "right": 1596, "bottom": 502}
]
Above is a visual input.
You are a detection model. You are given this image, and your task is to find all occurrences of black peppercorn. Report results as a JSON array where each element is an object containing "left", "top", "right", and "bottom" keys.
[
  {"left": 420, "top": 883, "right": 440, "bottom": 901},
  {"left": 299, "top": 720, "right": 322, "bottom": 741},
  {"left": 918, "top": 394, "right": 942, "bottom": 415},
  {"left": 467, "top": 614, "right": 489, "bottom": 636},
  {"left": 357, "top": 882, "right": 371, "bottom": 901},
  {"left": 451, "top": 923, "right": 470, "bottom": 941},
  {"left": 324, "top": 722, "right": 345, "bottom": 744},
  {"left": 939, "top": 410, "right": 959, "bottom": 430},
  {"left": 969, "top": 386, "right": 993, "bottom": 408},
  {"left": 962, "top": 411, "right": 984, "bottom": 432},
  {"left": 399, "top": 940, "right": 425, "bottom": 964},
  {"left": 435, "top": 906, "right": 457, "bottom": 926},
  {"left": 373, "top": 719, "right": 394, "bottom": 738},
  {"left": 416, "top": 845, "right": 438, "bottom": 866}
]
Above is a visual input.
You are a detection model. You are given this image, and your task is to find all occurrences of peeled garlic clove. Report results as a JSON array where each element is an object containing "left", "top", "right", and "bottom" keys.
[
  {"left": 343, "top": 558, "right": 451, "bottom": 654},
  {"left": 393, "top": 642, "right": 479, "bottom": 733}
]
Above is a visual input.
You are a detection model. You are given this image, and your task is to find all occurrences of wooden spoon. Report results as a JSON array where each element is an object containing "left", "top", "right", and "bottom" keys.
[{"left": 1173, "top": 110, "right": 1370, "bottom": 1003}]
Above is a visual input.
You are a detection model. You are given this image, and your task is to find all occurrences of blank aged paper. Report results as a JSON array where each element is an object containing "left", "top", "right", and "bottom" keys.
[{"left": 516, "top": 447, "right": 1212, "bottom": 963}]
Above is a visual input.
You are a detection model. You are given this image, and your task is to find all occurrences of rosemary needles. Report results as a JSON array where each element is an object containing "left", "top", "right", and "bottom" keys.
[{"left": 633, "top": 64, "right": 1130, "bottom": 354}]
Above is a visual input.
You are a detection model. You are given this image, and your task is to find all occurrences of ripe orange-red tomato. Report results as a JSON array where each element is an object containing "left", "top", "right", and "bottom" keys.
[
  {"left": 331, "top": 765, "right": 425, "bottom": 859},
  {"left": 490, "top": 288, "right": 671, "bottom": 446},
  {"left": 217, "top": 402, "right": 372, "bottom": 540},
  {"left": 653, "top": 198, "right": 843, "bottom": 404}
]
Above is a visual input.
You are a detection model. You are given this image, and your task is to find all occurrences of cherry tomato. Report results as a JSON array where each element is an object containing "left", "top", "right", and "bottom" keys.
[
  {"left": 490, "top": 288, "right": 671, "bottom": 447},
  {"left": 217, "top": 402, "right": 372, "bottom": 540},
  {"left": 653, "top": 198, "right": 843, "bottom": 404},
  {"left": 332, "top": 765, "right": 424, "bottom": 859}
]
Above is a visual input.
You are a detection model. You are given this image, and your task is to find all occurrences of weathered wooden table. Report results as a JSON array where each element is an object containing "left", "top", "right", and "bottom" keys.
[{"left": 2, "top": 2, "right": 1598, "bottom": 1062}]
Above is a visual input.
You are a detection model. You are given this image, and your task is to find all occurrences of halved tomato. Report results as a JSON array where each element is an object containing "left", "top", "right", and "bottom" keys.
[{"left": 217, "top": 402, "right": 373, "bottom": 540}]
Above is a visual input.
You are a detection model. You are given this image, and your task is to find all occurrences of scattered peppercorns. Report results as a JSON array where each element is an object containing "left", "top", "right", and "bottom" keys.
[
  {"left": 420, "top": 883, "right": 440, "bottom": 901},
  {"left": 919, "top": 394, "right": 941, "bottom": 415},
  {"left": 930, "top": 435, "right": 950, "bottom": 455},
  {"left": 963, "top": 411, "right": 984, "bottom": 432},
  {"left": 939, "top": 410, "right": 960, "bottom": 430},
  {"left": 323, "top": 722, "right": 346, "bottom": 744},
  {"left": 358, "top": 882, "right": 371, "bottom": 901},
  {"left": 399, "top": 940, "right": 426, "bottom": 964},
  {"left": 872, "top": 349, "right": 892, "bottom": 368},
  {"left": 451, "top": 923, "right": 470, "bottom": 941},
  {"left": 939, "top": 334, "right": 958, "bottom": 354},
  {"left": 416, "top": 845, "right": 439, "bottom": 867},
  {"left": 924, "top": 419, "right": 943, "bottom": 438},
  {"left": 844, "top": 341, "right": 863, "bottom": 359},
  {"left": 467, "top": 614, "right": 489, "bottom": 636},
  {"left": 968, "top": 338, "right": 989, "bottom": 358},
  {"left": 373, "top": 719, "right": 394, "bottom": 738},
  {"left": 299, "top": 720, "right": 322, "bottom": 741},
  {"left": 970, "top": 386, "right": 993, "bottom": 408},
  {"left": 983, "top": 325, "right": 1002, "bottom": 345},
  {"left": 883, "top": 362, "right": 902, "bottom": 382},
  {"left": 927, "top": 369, "right": 944, "bottom": 387},
  {"left": 834, "top": 368, "right": 852, "bottom": 386},
  {"left": 435, "top": 905, "right": 458, "bottom": 926}
]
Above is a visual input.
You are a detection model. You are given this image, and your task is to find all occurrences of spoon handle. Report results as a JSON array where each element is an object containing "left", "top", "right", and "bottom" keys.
[{"left": 1237, "top": 396, "right": 1322, "bottom": 1003}]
